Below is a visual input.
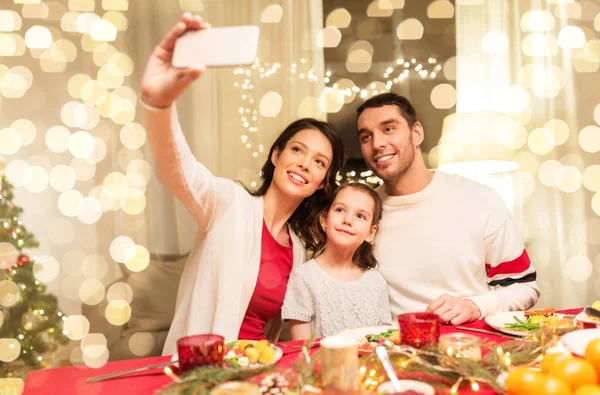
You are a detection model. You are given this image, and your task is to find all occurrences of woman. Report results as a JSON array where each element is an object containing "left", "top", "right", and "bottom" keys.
[{"left": 140, "top": 13, "right": 346, "bottom": 355}]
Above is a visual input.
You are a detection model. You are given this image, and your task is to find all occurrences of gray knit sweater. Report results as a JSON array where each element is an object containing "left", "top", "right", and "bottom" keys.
[{"left": 281, "top": 259, "right": 392, "bottom": 338}]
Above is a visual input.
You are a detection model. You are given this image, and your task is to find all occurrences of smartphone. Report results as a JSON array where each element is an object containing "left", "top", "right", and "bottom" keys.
[{"left": 172, "top": 25, "right": 260, "bottom": 68}]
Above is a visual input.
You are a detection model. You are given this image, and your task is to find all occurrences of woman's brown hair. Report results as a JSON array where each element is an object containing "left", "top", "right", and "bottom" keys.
[{"left": 313, "top": 182, "right": 383, "bottom": 270}]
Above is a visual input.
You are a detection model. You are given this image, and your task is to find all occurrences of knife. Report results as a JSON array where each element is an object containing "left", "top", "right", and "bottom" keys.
[
  {"left": 86, "top": 360, "right": 176, "bottom": 383},
  {"left": 455, "top": 326, "right": 523, "bottom": 340}
]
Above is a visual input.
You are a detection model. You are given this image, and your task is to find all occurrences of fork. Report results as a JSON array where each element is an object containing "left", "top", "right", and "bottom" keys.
[{"left": 277, "top": 342, "right": 320, "bottom": 349}]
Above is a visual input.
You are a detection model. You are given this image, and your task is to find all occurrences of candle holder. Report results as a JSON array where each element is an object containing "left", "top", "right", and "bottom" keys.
[
  {"left": 320, "top": 336, "right": 359, "bottom": 391},
  {"left": 210, "top": 381, "right": 260, "bottom": 395},
  {"left": 177, "top": 334, "right": 224, "bottom": 373},
  {"left": 438, "top": 332, "right": 482, "bottom": 366},
  {"left": 0, "top": 378, "right": 24, "bottom": 395},
  {"left": 398, "top": 312, "right": 440, "bottom": 349},
  {"left": 539, "top": 318, "right": 583, "bottom": 352}
]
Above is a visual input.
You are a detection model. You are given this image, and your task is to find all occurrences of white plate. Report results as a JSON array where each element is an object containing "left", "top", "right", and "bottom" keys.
[
  {"left": 562, "top": 328, "right": 600, "bottom": 356},
  {"left": 575, "top": 311, "right": 600, "bottom": 326},
  {"left": 336, "top": 325, "right": 397, "bottom": 343},
  {"left": 485, "top": 311, "right": 565, "bottom": 337},
  {"left": 378, "top": 380, "right": 435, "bottom": 395}
]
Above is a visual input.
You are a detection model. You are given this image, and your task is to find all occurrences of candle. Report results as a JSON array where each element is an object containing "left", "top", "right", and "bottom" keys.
[
  {"left": 177, "top": 334, "right": 224, "bottom": 373},
  {"left": 0, "top": 378, "right": 24, "bottom": 395},
  {"left": 438, "top": 332, "right": 482, "bottom": 362},
  {"left": 320, "top": 336, "right": 359, "bottom": 391},
  {"left": 210, "top": 381, "right": 260, "bottom": 395},
  {"left": 398, "top": 312, "right": 441, "bottom": 348}
]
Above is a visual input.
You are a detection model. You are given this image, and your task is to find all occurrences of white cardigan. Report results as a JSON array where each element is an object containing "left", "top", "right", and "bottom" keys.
[{"left": 142, "top": 104, "right": 307, "bottom": 356}]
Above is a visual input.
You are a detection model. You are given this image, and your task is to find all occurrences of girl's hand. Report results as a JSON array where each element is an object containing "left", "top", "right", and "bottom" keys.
[{"left": 140, "top": 13, "right": 210, "bottom": 108}]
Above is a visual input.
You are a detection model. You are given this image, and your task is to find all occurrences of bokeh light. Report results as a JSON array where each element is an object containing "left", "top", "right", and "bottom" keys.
[
  {"left": 396, "top": 18, "right": 424, "bottom": 40},
  {"left": 105, "top": 299, "right": 131, "bottom": 326},
  {"left": 45, "top": 126, "right": 71, "bottom": 153},
  {"left": 63, "top": 315, "right": 90, "bottom": 341},
  {"left": 79, "top": 279, "right": 106, "bottom": 305},
  {"left": 566, "top": 256, "right": 593, "bottom": 282},
  {"left": 259, "top": 92, "right": 282, "bottom": 117},
  {"left": 538, "top": 160, "right": 562, "bottom": 187},
  {"left": 0, "top": 339, "right": 21, "bottom": 363},
  {"left": 129, "top": 333, "right": 155, "bottom": 357},
  {"left": 579, "top": 125, "right": 600, "bottom": 152},
  {"left": 0, "top": 280, "right": 20, "bottom": 308},
  {"left": 428, "top": 0, "right": 454, "bottom": 19},
  {"left": 528, "top": 128, "right": 555, "bottom": 155},
  {"left": 583, "top": 165, "right": 600, "bottom": 192},
  {"left": 326, "top": 8, "right": 351, "bottom": 28},
  {"left": 0, "top": 243, "right": 18, "bottom": 270},
  {"left": 110, "top": 236, "right": 136, "bottom": 263},
  {"left": 81, "top": 254, "right": 108, "bottom": 280},
  {"left": 260, "top": 4, "right": 282, "bottom": 23},
  {"left": 430, "top": 84, "right": 456, "bottom": 109},
  {"left": 558, "top": 26, "right": 585, "bottom": 49},
  {"left": 32, "top": 255, "right": 60, "bottom": 283}
]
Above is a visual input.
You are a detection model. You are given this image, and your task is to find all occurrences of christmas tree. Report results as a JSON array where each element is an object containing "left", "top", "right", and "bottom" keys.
[{"left": 0, "top": 174, "right": 69, "bottom": 377}]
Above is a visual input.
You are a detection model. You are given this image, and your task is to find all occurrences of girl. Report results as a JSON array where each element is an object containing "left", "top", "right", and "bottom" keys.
[
  {"left": 140, "top": 14, "right": 347, "bottom": 355},
  {"left": 282, "top": 183, "right": 392, "bottom": 339}
]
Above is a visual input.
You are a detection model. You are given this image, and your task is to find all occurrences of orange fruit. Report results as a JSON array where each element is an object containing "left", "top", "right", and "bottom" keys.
[
  {"left": 536, "top": 376, "right": 573, "bottom": 395},
  {"left": 543, "top": 353, "right": 574, "bottom": 374},
  {"left": 549, "top": 359, "right": 599, "bottom": 391},
  {"left": 506, "top": 367, "right": 546, "bottom": 395},
  {"left": 574, "top": 385, "right": 600, "bottom": 395},
  {"left": 585, "top": 339, "right": 600, "bottom": 375}
]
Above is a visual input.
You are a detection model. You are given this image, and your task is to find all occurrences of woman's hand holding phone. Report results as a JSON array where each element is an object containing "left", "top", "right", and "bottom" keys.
[{"left": 140, "top": 13, "right": 210, "bottom": 109}]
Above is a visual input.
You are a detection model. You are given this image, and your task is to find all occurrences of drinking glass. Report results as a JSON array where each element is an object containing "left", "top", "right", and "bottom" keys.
[
  {"left": 177, "top": 334, "right": 224, "bottom": 372},
  {"left": 398, "top": 312, "right": 441, "bottom": 349}
]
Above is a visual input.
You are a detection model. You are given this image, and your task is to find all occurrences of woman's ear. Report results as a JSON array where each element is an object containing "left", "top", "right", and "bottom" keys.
[{"left": 365, "top": 224, "right": 377, "bottom": 244}]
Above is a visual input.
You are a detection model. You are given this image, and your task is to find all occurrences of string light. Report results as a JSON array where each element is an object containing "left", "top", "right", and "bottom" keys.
[
  {"left": 450, "top": 377, "right": 463, "bottom": 394},
  {"left": 232, "top": 56, "right": 444, "bottom": 160}
]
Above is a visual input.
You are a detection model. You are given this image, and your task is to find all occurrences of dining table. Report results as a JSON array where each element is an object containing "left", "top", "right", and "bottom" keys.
[{"left": 22, "top": 308, "right": 585, "bottom": 395}]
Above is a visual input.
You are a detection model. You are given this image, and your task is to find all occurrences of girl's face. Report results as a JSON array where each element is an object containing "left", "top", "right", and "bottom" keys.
[
  {"left": 271, "top": 128, "right": 333, "bottom": 199},
  {"left": 320, "top": 187, "right": 378, "bottom": 250}
]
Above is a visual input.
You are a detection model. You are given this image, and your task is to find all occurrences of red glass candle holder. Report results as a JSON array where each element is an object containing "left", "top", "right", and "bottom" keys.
[
  {"left": 398, "top": 312, "right": 441, "bottom": 349},
  {"left": 177, "top": 334, "right": 224, "bottom": 372}
]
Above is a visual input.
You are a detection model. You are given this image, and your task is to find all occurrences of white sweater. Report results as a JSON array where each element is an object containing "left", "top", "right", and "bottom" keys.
[
  {"left": 142, "top": 104, "right": 307, "bottom": 356},
  {"left": 374, "top": 171, "right": 539, "bottom": 319}
]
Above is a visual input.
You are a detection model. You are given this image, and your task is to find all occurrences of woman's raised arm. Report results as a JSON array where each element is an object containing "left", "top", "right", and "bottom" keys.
[{"left": 140, "top": 14, "right": 236, "bottom": 231}]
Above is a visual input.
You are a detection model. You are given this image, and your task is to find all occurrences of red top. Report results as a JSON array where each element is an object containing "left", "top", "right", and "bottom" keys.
[{"left": 238, "top": 220, "right": 294, "bottom": 340}]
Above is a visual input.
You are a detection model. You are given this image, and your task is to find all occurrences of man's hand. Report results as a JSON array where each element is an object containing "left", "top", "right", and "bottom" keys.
[{"left": 426, "top": 294, "right": 482, "bottom": 325}]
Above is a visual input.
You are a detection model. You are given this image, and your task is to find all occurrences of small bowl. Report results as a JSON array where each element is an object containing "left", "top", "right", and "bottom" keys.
[{"left": 378, "top": 380, "right": 435, "bottom": 395}]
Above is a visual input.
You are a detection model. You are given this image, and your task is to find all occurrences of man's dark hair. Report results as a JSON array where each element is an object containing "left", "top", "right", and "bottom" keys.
[{"left": 356, "top": 92, "right": 419, "bottom": 128}]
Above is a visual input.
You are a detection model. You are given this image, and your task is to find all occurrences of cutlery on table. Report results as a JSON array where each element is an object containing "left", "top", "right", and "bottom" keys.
[
  {"left": 86, "top": 360, "right": 176, "bottom": 383},
  {"left": 585, "top": 307, "right": 600, "bottom": 319},
  {"left": 455, "top": 326, "right": 522, "bottom": 339},
  {"left": 375, "top": 346, "right": 405, "bottom": 392},
  {"left": 278, "top": 342, "right": 320, "bottom": 349}
]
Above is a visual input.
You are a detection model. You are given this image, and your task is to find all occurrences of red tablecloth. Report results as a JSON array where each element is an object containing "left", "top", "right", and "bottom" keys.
[{"left": 23, "top": 309, "right": 583, "bottom": 395}]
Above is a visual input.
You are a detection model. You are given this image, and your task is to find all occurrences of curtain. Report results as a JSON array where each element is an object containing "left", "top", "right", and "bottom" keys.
[{"left": 455, "top": 0, "right": 600, "bottom": 309}]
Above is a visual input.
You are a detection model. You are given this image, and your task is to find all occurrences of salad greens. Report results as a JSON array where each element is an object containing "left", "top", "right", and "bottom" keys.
[{"left": 365, "top": 328, "right": 399, "bottom": 342}]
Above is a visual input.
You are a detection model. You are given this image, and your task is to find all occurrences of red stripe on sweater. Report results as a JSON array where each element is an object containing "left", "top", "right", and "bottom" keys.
[{"left": 486, "top": 249, "right": 531, "bottom": 278}]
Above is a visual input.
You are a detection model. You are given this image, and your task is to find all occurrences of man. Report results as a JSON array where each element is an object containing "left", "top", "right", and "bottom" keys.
[{"left": 356, "top": 92, "right": 539, "bottom": 325}]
